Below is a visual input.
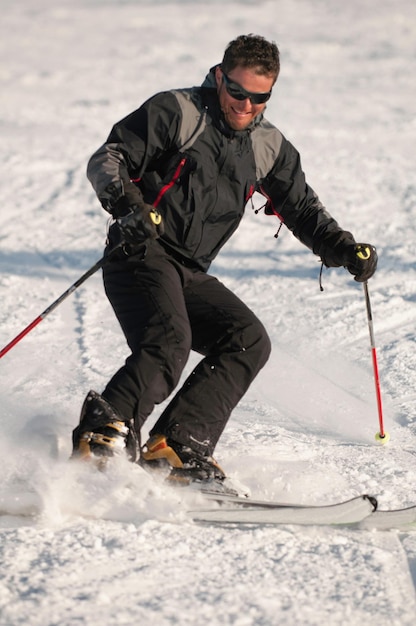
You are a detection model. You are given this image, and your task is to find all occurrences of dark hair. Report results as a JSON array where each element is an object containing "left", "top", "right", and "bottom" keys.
[{"left": 221, "top": 34, "right": 280, "bottom": 82}]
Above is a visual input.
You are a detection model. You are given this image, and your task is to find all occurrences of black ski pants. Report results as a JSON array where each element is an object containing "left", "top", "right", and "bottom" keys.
[{"left": 101, "top": 240, "right": 271, "bottom": 456}]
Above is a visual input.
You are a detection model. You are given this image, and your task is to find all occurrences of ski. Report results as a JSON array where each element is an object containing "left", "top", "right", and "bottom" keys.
[
  {"left": 357, "top": 504, "right": 416, "bottom": 530},
  {"left": 190, "top": 494, "right": 416, "bottom": 529},
  {"left": 2, "top": 483, "right": 415, "bottom": 530},
  {"left": 189, "top": 494, "right": 378, "bottom": 526},
  {"left": 0, "top": 490, "right": 41, "bottom": 518}
]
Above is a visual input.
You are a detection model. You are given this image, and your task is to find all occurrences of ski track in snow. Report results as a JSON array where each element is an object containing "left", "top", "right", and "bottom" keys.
[{"left": 1, "top": 0, "right": 416, "bottom": 624}]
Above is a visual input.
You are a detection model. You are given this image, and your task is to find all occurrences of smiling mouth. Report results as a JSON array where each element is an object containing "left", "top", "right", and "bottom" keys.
[
  {"left": 222, "top": 105, "right": 254, "bottom": 129},
  {"left": 231, "top": 107, "right": 251, "bottom": 116}
]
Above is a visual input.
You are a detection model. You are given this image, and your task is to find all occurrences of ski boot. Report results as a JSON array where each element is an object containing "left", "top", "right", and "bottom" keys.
[
  {"left": 140, "top": 434, "right": 232, "bottom": 493},
  {"left": 71, "top": 390, "right": 129, "bottom": 469}
]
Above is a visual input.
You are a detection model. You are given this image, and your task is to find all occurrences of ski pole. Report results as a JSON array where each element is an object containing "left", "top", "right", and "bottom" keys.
[
  {"left": 0, "top": 243, "right": 122, "bottom": 359},
  {"left": 363, "top": 281, "right": 390, "bottom": 444}
]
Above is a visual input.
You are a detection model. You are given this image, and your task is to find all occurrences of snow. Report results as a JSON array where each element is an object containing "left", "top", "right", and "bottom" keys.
[{"left": 1, "top": 0, "right": 416, "bottom": 623}]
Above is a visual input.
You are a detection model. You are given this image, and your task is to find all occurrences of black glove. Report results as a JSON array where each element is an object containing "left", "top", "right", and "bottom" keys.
[
  {"left": 115, "top": 203, "right": 164, "bottom": 244},
  {"left": 342, "top": 243, "right": 378, "bottom": 282},
  {"left": 111, "top": 190, "right": 164, "bottom": 245}
]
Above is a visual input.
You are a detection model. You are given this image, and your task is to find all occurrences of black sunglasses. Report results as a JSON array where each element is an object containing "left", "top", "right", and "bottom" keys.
[{"left": 222, "top": 72, "right": 272, "bottom": 105}]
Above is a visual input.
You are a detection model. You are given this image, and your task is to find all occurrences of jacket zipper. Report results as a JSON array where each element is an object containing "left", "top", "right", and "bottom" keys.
[{"left": 153, "top": 157, "right": 187, "bottom": 208}]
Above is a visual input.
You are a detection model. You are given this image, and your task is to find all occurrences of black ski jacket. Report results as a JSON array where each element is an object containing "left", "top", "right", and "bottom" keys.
[{"left": 87, "top": 67, "right": 355, "bottom": 271}]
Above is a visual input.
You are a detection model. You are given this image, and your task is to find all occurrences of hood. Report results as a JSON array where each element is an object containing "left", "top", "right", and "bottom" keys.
[{"left": 201, "top": 65, "right": 219, "bottom": 89}]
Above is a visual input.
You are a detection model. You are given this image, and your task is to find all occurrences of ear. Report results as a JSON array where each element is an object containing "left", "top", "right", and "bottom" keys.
[{"left": 214, "top": 65, "right": 223, "bottom": 89}]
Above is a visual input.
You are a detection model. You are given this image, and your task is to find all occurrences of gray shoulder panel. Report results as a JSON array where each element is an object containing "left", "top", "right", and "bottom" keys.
[
  {"left": 250, "top": 119, "right": 283, "bottom": 181},
  {"left": 171, "top": 89, "right": 207, "bottom": 151}
]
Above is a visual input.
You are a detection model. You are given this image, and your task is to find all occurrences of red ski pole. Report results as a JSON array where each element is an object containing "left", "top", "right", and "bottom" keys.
[
  {"left": 0, "top": 244, "right": 122, "bottom": 359},
  {"left": 363, "top": 281, "right": 390, "bottom": 444}
]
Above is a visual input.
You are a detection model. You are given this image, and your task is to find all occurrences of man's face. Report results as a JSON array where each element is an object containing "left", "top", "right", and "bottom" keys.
[{"left": 215, "top": 65, "right": 274, "bottom": 131}]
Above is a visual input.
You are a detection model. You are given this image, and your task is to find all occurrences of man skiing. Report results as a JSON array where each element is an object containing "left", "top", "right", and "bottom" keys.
[{"left": 71, "top": 34, "right": 377, "bottom": 484}]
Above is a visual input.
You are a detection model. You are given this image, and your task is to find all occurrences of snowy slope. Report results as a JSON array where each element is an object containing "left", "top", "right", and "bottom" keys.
[{"left": 1, "top": 0, "right": 416, "bottom": 624}]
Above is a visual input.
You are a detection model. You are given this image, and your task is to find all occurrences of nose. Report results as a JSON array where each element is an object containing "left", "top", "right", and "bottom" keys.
[{"left": 235, "top": 97, "right": 251, "bottom": 109}]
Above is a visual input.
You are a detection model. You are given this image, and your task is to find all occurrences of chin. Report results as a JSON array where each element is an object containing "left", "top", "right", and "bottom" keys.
[{"left": 228, "top": 116, "right": 252, "bottom": 131}]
